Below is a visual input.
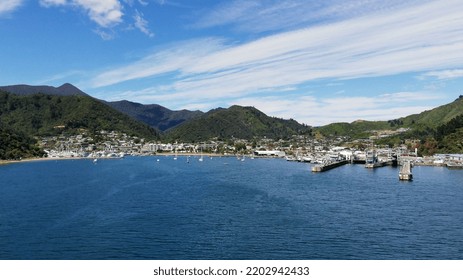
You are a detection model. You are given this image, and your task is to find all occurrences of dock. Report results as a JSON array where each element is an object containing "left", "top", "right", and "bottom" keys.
[
  {"left": 312, "top": 160, "right": 349, "bottom": 172},
  {"left": 399, "top": 161, "right": 413, "bottom": 181}
]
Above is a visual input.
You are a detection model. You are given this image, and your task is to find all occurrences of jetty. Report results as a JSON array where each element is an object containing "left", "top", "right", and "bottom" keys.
[
  {"left": 399, "top": 161, "right": 413, "bottom": 181},
  {"left": 312, "top": 160, "right": 349, "bottom": 172}
]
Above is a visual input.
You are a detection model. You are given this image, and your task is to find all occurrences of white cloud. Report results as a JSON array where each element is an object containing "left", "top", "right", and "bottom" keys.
[
  {"left": 90, "top": 37, "right": 227, "bottom": 87},
  {"left": 40, "top": 0, "right": 123, "bottom": 28},
  {"left": 90, "top": 0, "right": 463, "bottom": 95},
  {"left": 133, "top": 9, "right": 154, "bottom": 37},
  {"left": 0, "top": 0, "right": 23, "bottom": 16},
  {"left": 192, "top": 0, "right": 425, "bottom": 33},
  {"left": 39, "top": 0, "right": 67, "bottom": 7},
  {"left": 233, "top": 92, "right": 440, "bottom": 126},
  {"left": 75, "top": 0, "right": 123, "bottom": 27},
  {"left": 86, "top": 0, "right": 462, "bottom": 124},
  {"left": 422, "top": 69, "right": 463, "bottom": 80}
]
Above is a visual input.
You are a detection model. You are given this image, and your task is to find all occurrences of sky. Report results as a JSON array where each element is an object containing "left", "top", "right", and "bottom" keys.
[{"left": 1, "top": 0, "right": 463, "bottom": 126}]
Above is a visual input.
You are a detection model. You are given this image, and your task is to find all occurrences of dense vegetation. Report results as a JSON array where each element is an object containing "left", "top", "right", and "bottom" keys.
[
  {"left": 105, "top": 100, "right": 203, "bottom": 131},
  {"left": 166, "top": 105, "right": 312, "bottom": 142},
  {"left": 314, "top": 120, "right": 390, "bottom": 139},
  {"left": 0, "top": 125, "right": 45, "bottom": 160},
  {"left": 0, "top": 91, "right": 160, "bottom": 140}
]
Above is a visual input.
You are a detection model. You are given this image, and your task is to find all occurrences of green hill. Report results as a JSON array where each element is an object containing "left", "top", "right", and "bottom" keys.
[
  {"left": 399, "top": 95, "right": 463, "bottom": 129},
  {"left": 0, "top": 91, "right": 160, "bottom": 140},
  {"left": 105, "top": 100, "right": 204, "bottom": 131},
  {"left": 314, "top": 120, "right": 390, "bottom": 139},
  {"left": 316, "top": 96, "right": 463, "bottom": 138},
  {"left": 0, "top": 125, "right": 45, "bottom": 160},
  {"left": 166, "top": 105, "right": 311, "bottom": 142}
]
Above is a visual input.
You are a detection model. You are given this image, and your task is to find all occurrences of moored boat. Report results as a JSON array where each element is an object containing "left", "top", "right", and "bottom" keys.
[{"left": 446, "top": 162, "right": 463, "bottom": 169}]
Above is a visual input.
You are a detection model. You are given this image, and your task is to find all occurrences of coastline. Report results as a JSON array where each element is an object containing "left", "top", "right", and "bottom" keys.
[
  {"left": 0, "top": 152, "right": 246, "bottom": 166},
  {"left": 0, "top": 156, "right": 83, "bottom": 166}
]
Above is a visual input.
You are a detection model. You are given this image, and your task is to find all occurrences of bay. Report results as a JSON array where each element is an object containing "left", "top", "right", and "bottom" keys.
[{"left": 0, "top": 156, "right": 462, "bottom": 259}]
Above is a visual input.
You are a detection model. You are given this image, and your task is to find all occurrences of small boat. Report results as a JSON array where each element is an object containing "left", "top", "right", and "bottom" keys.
[
  {"left": 446, "top": 162, "right": 463, "bottom": 169},
  {"left": 93, "top": 158, "right": 98, "bottom": 164},
  {"left": 199, "top": 149, "right": 203, "bottom": 162}
]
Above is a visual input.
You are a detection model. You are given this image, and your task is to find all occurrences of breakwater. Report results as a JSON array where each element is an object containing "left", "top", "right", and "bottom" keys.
[{"left": 311, "top": 160, "right": 349, "bottom": 172}]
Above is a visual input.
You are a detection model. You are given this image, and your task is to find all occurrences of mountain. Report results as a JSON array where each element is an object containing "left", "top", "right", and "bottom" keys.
[
  {"left": 166, "top": 105, "right": 312, "bottom": 142},
  {"left": 105, "top": 100, "right": 204, "bottom": 131},
  {"left": 0, "top": 83, "right": 89, "bottom": 97},
  {"left": 0, "top": 90, "right": 160, "bottom": 140}
]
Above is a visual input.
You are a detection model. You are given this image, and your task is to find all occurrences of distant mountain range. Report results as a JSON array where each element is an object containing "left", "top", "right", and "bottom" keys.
[{"left": 104, "top": 100, "right": 203, "bottom": 132}]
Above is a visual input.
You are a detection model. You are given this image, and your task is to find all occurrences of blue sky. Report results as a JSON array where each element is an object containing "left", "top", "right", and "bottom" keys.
[{"left": 1, "top": 0, "right": 463, "bottom": 126}]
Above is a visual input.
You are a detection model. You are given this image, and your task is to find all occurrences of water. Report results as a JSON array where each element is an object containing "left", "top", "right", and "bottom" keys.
[{"left": 1, "top": 156, "right": 462, "bottom": 259}]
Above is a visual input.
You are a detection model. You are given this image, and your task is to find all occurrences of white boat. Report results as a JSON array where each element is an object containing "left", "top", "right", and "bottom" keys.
[
  {"left": 285, "top": 155, "right": 297, "bottom": 161},
  {"left": 446, "top": 162, "right": 463, "bottom": 169},
  {"left": 198, "top": 148, "right": 203, "bottom": 162},
  {"left": 93, "top": 158, "right": 98, "bottom": 164}
]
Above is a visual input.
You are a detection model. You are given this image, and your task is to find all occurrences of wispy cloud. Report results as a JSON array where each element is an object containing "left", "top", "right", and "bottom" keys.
[
  {"left": 233, "top": 92, "right": 441, "bottom": 126},
  {"left": 39, "top": 0, "right": 161, "bottom": 38},
  {"left": 192, "top": 0, "right": 425, "bottom": 33},
  {"left": 421, "top": 69, "right": 463, "bottom": 80},
  {"left": 90, "top": 0, "right": 463, "bottom": 97},
  {"left": 133, "top": 9, "right": 154, "bottom": 37},
  {"left": 0, "top": 0, "right": 23, "bottom": 16},
  {"left": 82, "top": 0, "right": 463, "bottom": 125}
]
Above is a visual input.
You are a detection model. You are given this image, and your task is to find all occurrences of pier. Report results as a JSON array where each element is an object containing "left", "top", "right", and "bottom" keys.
[
  {"left": 311, "top": 160, "right": 349, "bottom": 172},
  {"left": 399, "top": 161, "right": 413, "bottom": 181}
]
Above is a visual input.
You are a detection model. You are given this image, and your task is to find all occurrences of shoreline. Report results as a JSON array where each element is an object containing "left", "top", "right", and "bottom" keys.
[{"left": 0, "top": 153, "right": 250, "bottom": 166}]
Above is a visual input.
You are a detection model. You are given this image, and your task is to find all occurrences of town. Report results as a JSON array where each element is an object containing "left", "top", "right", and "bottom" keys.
[{"left": 38, "top": 129, "right": 463, "bottom": 170}]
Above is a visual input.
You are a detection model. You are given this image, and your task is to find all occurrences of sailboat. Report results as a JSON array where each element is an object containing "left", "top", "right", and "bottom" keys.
[{"left": 198, "top": 148, "right": 204, "bottom": 162}]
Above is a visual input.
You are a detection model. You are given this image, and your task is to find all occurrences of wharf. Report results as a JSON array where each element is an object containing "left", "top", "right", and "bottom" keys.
[
  {"left": 365, "top": 159, "right": 396, "bottom": 168},
  {"left": 399, "top": 161, "right": 413, "bottom": 181},
  {"left": 312, "top": 160, "right": 349, "bottom": 172}
]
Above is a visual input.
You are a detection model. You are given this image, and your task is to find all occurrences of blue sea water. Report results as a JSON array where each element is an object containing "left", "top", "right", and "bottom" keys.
[{"left": 0, "top": 156, "right": 462, "bottom": 260}]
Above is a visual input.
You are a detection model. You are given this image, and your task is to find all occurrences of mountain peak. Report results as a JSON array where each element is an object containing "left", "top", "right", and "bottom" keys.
[{"left": 0, "top": 83, "right": 88, "bottom": 97}]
